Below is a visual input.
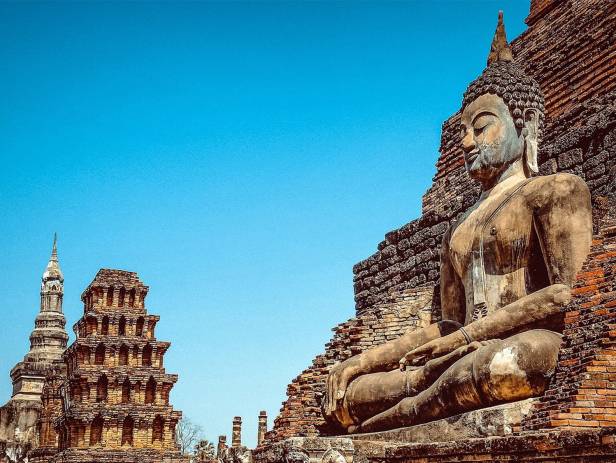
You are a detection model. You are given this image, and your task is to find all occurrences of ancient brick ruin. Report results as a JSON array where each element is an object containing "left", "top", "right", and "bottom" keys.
[
  {"left": 28, "top": 361, "right": 66, "bottom": 463},
  {"left": 265, "top": 0, "right": 616, "bottom": 452},
  {"left": 315, "top": 209, "right": 615, "bottom": 462},
  {"left": 37, "top": 269, "right": 187, "bottom": 463}
]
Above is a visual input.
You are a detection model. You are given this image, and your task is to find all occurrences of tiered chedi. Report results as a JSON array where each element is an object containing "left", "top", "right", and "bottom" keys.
[
  {"left": 0, "top": 236, "right": 69, "bottom": 461},
  {"left": 50, "top": 269, "right": 186, "bottom": 462},
  {"left": 10, "top": 234, "right": 69, "bottom": 401}
]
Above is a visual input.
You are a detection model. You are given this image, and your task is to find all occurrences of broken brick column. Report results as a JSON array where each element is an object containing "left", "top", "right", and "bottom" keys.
[
  {"left": 257, "top": 411, "right": 268, "bottom": 446},
  {"left": 217, "top": 435, "right": 227, "bottom": 458},
  {"left": 232, "top": 416, "right": 242, "bottom": 448}
]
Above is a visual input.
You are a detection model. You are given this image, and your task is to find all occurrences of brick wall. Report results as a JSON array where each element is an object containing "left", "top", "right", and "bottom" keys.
[
  {"left": 527, "top": 0, "right": 559, "bottom": 26},
  {"left": 266, "top": 0, "right": 616, "bottom": 444}
]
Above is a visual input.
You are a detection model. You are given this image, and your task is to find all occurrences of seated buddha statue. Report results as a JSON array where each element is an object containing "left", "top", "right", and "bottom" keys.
[{"left": 322, "top": 12, "right": 592, "bottom": 433}]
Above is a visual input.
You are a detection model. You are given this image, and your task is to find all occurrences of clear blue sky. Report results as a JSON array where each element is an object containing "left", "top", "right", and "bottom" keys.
[{"left": 0, "top": 0, "right": 530, "bottom": 449}]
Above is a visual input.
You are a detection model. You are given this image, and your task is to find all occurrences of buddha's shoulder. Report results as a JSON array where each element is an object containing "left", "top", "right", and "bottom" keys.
[{"left": 521, "top": 173, "right": 590, "bottom": 207}]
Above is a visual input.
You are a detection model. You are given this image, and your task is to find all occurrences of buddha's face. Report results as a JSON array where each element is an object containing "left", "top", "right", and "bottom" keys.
[{"left": 460, "top": 93, "right": 524, "bottom": 186}]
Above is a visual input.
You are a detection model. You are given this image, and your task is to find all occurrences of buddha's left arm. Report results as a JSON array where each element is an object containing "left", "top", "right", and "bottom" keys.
[{"left": 531, "top": 174, "right": 592, "bottom": 286}]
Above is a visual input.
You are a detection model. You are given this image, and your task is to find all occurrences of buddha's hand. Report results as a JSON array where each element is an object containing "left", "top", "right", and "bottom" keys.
[
  {"left": 399, "top": 339, "right": 500, "bottom": 371},
  {"left": 398, "top": 330, "right": 468, "bottom": 370},
  {"left": 458, "top": 339, "right": 500, "bottom": 354},
  {"left": 323, "top": 356, "right": 362, "bottom": 420}
]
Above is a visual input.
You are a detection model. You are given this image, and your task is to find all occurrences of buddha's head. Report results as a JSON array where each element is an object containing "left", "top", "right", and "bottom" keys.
[{"left": 460, "top": 12, "right": 545, "bottom": 188}]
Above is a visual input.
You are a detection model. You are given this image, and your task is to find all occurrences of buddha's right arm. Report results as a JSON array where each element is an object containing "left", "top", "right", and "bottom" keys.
[{"left": 349, "top": 320, "right": 463, "bottom": 375}]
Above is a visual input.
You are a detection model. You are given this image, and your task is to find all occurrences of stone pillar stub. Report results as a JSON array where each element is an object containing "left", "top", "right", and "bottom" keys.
[
  {"left": 232, "top": 416, "right": 242, "bottom": 448},
  {"left": 257, "top": 411, "right": 267, "bottom": 446},
  {"left": 217, "top": 435, "right": 227, "bottom": 458}
]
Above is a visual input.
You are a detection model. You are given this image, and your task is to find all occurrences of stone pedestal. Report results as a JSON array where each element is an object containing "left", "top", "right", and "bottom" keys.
[
  {"left": 349, "top": 400, "right": 535, "bottom": 444},
  {"left": 254, "top": 429, "right": 616, "bottom": 463},
  {"left": 254, "top": 401, "right": 616, "bottom": 463},
  {"left": 352, "top": 429, "right": 616, "bottom": 463},
  {"left": 254, "top": 401, "right": 534, "bottom": 463}
]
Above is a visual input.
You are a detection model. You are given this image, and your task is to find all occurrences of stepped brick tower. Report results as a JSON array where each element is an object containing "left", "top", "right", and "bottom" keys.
[
  {"left": 10, "top": 234, "right": 69, "bottom": 401},
  {"left": 48, "top": 269, "right": 187, "bottom": 463}
]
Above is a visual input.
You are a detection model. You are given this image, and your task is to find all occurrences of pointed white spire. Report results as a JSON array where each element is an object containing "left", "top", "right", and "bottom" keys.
[
  {"left": 10, "top": 234, "right": 69, "bottom": 385},
  {"left": 51, "top": 232, "right": 58, "bottom": 261},
  {"left": 43, "top": 233, "right": 63, "bottom": 282}
]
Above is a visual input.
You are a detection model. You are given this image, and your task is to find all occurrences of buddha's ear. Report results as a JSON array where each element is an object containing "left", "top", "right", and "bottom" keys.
[{"left": 522, "top": 108, "right": 540, "bottom": 174}]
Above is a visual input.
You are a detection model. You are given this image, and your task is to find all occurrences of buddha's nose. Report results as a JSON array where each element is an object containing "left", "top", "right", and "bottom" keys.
[{"left": 462, "top": 130, "right": 476, "bottom": 152}]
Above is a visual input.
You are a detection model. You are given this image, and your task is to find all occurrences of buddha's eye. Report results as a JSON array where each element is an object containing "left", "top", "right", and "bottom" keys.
[
  {"left": 472, "top": 114, "right": 495, "bottom": 136},
  {"left": 474, "top": 125, "right": 486, "bottom": 136}
]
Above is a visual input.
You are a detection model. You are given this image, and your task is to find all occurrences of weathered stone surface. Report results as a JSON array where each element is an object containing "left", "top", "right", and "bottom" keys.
[
  {"left": 0, "top": 400, "right": 41, "bottom": 461},
  {"left": 233, "top": 417, "right": 243, "bottom": 448},
  {"left": 523, "top": 214, "right": 616, "bottom": 431},
  {"left": 28, "top": 360, "right": 66, "bottom": 463},
  {"left": 42, "top": 448, "right": 186, "bottom": 462},
  {"left": 221, "top": 445, "right": 254, "bottom": 463},
  {"left": 258, "top": 411, "right": 268, "bottom": 447}
]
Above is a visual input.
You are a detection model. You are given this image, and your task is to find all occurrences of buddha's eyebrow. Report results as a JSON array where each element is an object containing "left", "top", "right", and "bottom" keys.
[{"left": 472, "top": 111, "right": 497, "bottom": 124}]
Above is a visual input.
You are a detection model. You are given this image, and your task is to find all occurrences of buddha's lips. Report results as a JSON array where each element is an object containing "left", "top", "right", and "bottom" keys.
[{"left": 466, "top": 150, "right": 480, "bottom": 163}]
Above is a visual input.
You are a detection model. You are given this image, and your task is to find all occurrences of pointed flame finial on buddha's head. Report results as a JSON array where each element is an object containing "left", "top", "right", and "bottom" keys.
[{"left": 487, "top": 11, "right": 513, "bottom": 66}]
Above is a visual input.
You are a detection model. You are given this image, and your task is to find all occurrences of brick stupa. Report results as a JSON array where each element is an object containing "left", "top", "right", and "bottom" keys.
[{"left": 45, "top": 269, "right": 187, "bottom": 463}]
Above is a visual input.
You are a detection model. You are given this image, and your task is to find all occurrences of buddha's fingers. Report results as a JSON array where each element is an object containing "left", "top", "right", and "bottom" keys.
[
  {"left": 325, "top": 363, "right": 349, "bottom": 417},
  {"left": 327, "top": 372, "right": 339, "bottom": 414}
]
